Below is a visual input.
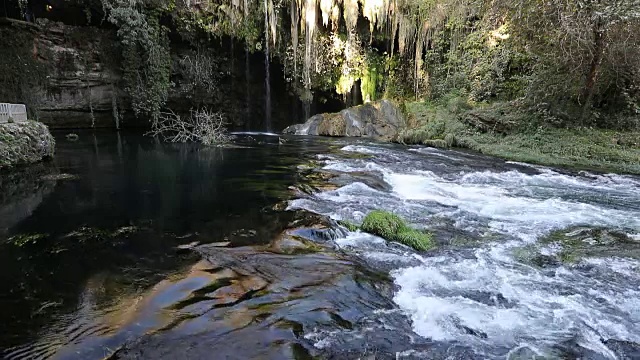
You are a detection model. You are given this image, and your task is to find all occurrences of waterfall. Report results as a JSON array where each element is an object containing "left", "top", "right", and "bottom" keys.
[
  {"left": 264, "top": 0, "right": 273, "bottom": 131},
  {"left": 245, "top": 48, "right": 251, "bottom": 130},
  {"left": 303, "top": 0, "right": 316, "bottom": 120},
  {"left": 244, "top": 0, "right": 252, "bottom": 129}
]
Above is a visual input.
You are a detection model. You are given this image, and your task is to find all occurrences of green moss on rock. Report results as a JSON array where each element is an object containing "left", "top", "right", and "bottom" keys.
[
  {"left": 394, "top": 228, "right": 435, "bottom": 252},
  {"left": 361, "top": 210, "right": 435, "bottom": 251},
  {"left": 361, "top": 210, "right": 406, "bottom": 240},
  {"left": 338, "top": 220, "right": 360, "bottom": 232}
]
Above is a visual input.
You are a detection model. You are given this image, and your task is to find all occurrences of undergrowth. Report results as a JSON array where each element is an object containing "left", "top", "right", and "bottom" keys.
[{"left": 400, "top": 96, "right": 640, "bottom": 175}]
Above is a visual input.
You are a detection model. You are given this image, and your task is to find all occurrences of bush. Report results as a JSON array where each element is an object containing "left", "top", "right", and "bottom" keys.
[{"left": 361, "top": 210, "right": 435, "bottom": 251}]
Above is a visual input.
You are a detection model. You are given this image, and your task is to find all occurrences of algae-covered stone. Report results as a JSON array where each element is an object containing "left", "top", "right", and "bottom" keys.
[
  {"left": 361, "top": 210, "right": 406, "bottom": 240},
  {"left": 0, "top": 121, "right": 55, "bottom": 169},
  {"left": 338, "top": 220, "right": 359, "bottom": 232},
  {"left": 394, "top": 228, "right": 435, "bottom": 252},
  {"left": 361, "top": 210, "right": 435, "bottom": 251},
  {"left": 516, "top": 227, "right": 640, "bottom": 266}
]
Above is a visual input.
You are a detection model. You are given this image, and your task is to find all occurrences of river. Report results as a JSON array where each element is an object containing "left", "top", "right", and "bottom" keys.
[{"left": 1, "top": 132, "right": 639, "bottom": 359}]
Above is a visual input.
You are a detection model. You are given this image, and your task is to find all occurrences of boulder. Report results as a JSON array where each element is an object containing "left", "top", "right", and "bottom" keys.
[
  {"left": 0, "top": 121, "right": 55, "bottom": 169},
  {"left": 283, "top": 100, "right": 405, "bottom": 141}
]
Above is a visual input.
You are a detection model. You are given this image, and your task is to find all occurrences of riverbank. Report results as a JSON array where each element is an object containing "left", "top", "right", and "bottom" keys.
[
  {"left": 399, "top": 100, "right": 640, "bottom": 175},
  {"left": 0, "top": 121, "right": 55, "bottom": 170}
]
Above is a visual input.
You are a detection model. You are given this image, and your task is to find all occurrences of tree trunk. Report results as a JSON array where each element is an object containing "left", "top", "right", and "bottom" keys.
[{"left": 581, "top": 19, "right": 606, "bottom": 122}]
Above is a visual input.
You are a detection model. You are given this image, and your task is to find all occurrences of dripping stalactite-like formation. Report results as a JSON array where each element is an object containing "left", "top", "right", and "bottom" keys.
[{"left": 219, "top": 0, "right": 481, "bottom": 111}]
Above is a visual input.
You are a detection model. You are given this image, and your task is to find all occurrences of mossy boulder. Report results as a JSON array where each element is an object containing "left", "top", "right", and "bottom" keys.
[
  {"left": 361, "top": 210, "right": 435, "bottom": 251},
  {"left": 0, "top": 121, "right": 55, "bottom": 169},
  {"left": 283, "top": 100, "right": 406, "bottom": 142}
]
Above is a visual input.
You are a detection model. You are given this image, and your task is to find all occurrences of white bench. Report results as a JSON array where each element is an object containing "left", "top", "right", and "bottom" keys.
[{"left": 0, "top": 103, "right": 28, "bottom": 123}]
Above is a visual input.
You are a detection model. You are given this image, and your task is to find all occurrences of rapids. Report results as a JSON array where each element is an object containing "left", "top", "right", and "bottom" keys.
[{"left": 289, "top": 142, "right": 640, "bottom": 359}]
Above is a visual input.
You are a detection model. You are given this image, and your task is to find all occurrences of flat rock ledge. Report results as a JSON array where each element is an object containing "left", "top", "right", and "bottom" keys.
[
  {"left": 283, "top": 100, "right": 406, "bottom": 142},
  {"left": 0, "top": 122, "right": 55, "bottom": 169}
]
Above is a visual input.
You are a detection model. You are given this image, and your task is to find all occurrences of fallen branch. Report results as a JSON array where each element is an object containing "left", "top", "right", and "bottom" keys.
[{"left": 147, "top": 108, "right": 231, "bottom": 145}]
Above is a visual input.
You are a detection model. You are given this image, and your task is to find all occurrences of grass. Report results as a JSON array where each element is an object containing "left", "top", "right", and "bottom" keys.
[
  {"left": 400, "top": 98, "right": 640, "bottom": 175},
  {"left": 360, "top": 210, "right": 435, "bottom": 251},
  {"left": 338, "top": 220, "right": 360, "bottom": 232}
]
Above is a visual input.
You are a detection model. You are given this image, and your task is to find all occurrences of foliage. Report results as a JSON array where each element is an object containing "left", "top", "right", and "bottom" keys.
[
  {"left": 361, "top": 210, "right": 435, "bottom": 251},
  {"left": 175, "top": 48, "right": 226, "bottom": 106},
  {"left": 498, "top": 0, "right": 640, "bottom": 125},
  {"left": 0, "top": 25, "right": 51, "bottom": 120},
  {"left": 24, "top": 0, "right": 638, "bottom": 131},
  {"left": 102, "top": 0, "right": 173, "bottom": 121},
  {"left": 402, "top": 100, "right": 640, "bottom": 174},
  {"left": 8, "top": 233, "right": 49, "bottom": 247}
]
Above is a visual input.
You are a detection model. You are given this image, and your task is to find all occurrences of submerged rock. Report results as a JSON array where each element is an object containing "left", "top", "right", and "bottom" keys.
[
  {"left": 515, "top": 227, "right": 640, "bottom": 266},
  {"left": 544, "top": 227, "right": 640, "bottom": 263},
  {"left": 0, "top": 121, "right": 55, "bottom": 169},
  {"left": 283, "top": 100, "right": 406, "bottom": 141},
  {"left": 0, "top": 163, "right": 57, "bottom": 234}
]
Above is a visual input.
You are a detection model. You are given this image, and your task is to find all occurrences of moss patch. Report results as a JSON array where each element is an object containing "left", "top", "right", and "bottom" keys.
[
  {"left": 338, "top": 220, "right": 360, "bottom": 232},
  {"left": 7, "top": 233, "right": 49, "bottom": 247},
  {"left": 361, "top": 210, "right": 406, "bottom": 239},
  {"left": 361, "top": 210, "right": 435, "bottom": 251}
]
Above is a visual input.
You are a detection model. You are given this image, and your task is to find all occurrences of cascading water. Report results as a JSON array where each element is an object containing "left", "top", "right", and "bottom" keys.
[
  {"left": 288, "top": 142, "right": 640, "bottom": 359},
  {"left": 263, "top": 0, "right": 273, "bottom": 131},
  {"left": 303, "top": 0, "right": 316, "bottom": 122},
  {"left": 244, "top": 0, "right": 251, "bottom": 130}
]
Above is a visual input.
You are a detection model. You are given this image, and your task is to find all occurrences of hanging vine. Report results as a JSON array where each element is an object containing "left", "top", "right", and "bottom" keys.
[{"left": 101, "top": 0, "right": 173, "bottom": 122}]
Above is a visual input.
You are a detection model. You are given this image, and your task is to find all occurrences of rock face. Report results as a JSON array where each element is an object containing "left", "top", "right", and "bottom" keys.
[
  {"left": 0, "top": 122, "right": 55, "bottom": 169},
  {"left": 34, "top": 20, "right": 127, "bottom": 128},
  {"left": 282, "top": 100, "right": 406, "bottom": 141}
]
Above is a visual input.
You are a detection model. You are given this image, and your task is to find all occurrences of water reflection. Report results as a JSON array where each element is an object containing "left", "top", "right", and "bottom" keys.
[{"left": 0, "top": 131, "right": 337, "bottom": 358}]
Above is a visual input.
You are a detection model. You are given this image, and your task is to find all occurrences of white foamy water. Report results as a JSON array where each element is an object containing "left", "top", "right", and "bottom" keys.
[
  {"left": 290, "top": 144, "right": 640, "bottom": 359},
  {"left": 230, "top": 131, "right": 280, "bottom": 136}
]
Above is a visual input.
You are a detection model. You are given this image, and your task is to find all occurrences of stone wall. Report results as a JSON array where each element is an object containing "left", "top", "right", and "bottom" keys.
[{"left": 34, "top": 20, "right": 128, "bottom": 128}]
